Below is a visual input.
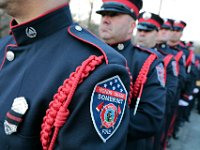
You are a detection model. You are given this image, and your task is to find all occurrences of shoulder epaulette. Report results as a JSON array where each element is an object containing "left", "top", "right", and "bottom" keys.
[
  {"left": 134, "top": 45, "right": 158, "bottom": 57},
  {"left": 68, "top": 24, "right": 108, "bottom": 64},
  {"left": 158, "top": 49, "right": 168, "bottom": 56},
  {"left": 169, "top": 46, "right": 181, "bottom": 52},
  {"left": 68, "top": 24, "right": 126, "bottom": 66}
]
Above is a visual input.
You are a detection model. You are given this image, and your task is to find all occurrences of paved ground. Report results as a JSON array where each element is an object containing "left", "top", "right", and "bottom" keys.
[{"left": 167, "top": 109, "right": 200, "bottom": 150}]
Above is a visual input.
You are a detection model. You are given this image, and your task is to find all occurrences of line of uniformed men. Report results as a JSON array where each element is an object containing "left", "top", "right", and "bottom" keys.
[{"left": 96, "top": 0, "right": 200, "bottom": 150}]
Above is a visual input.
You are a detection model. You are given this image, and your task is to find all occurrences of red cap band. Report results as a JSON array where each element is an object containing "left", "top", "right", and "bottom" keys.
[
  {"left": 164, "top": 21, "right": 171, "bottom": 26},
  {"left": 103, "top": 0, "right": 139, "bottom": 17},
  {"left": 138, "top": 18, "right": 161, "bottom": 28},
  {"left": 174, "top": 22, "right": 185, "bottom": 28}
]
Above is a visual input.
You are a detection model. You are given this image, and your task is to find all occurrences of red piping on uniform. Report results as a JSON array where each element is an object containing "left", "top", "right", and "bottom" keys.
[
  {"left": 0, "top": 48, "right": 7, "bottom": 71},
  {"left": 40, "top": 55, "right": 104, "bottom": 150},
  {"left": 68, "top": 27, "right": 108, "bottom": 64},
  {"left": 10, "top": 3, "right": 69, "bottom": 29},
  {"left": 6, "top": 112, "right": 22, "bottom": 123},
  {"left": 138, "top": 18, "right": 161, "bottom": 28},
  {"left": 126, "top": 65, "right": 133, "bottom": 105},
  {"left": 167, "top": 111, "right": 177, "bottom": 137},
  {"left": 0, "top": 44, "right": 18, "bottom": 71},
  {"left": 103, "top": 0, "right": 139, "bottom": 17}
]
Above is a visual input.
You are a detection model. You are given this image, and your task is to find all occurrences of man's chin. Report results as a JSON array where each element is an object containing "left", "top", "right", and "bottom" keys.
[{"left": 99, "top": 33, "right": 111, "bottom": 40}]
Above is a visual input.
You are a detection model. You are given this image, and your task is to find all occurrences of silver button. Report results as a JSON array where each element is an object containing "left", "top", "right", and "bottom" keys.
[
  {"left": 161, "top": 44, "right": 166, "bottom": 48},
  {"left": 6, "top": 51, "right": 15, "bottom": 61},
  {"left": 75, "top": 25, "right": 82, "bottom": 31},
  {"left": 130, "top": 9, "right": 134, "bottom": 13},
  {"left": 117, "top": 44, "right": 124, "bottom": 50}
]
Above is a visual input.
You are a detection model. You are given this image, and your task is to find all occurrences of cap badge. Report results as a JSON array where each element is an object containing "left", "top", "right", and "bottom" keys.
[
  {"left": 143, "top": 12, "right": 152, "bottom": 20},
  {"left": 26, "top": 27, "right": 37, "bottom": 38},
  {"left": 4, "top": 97, "right": 28, "bottom": 135},
  {"left": 130, "top": 9, "right": 134, "bottom": 13},
  {"left": 163, "top": 18, "right": 168, "bottom": 22},
  {"left": 174, "top": 20, "right": 181, "bottom": 24}
]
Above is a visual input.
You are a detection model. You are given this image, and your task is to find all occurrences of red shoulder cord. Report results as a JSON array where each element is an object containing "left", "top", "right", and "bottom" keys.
[
  {"left": 185, "top": 50, "right": 193, "bottom": 67},
  {"left": 132, "top": 54, "right": 157, "bottom": 115},
  {"left": 163, "top": 54, "right": 174, "bottom": 82},
  {"left": 40, "top": 55, "right": 104, "bottom": 150},
  {"left": 174, "top": 51, "right": 183, "bottom": 76}
]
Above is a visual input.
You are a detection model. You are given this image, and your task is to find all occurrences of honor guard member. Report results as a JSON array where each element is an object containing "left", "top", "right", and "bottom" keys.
[
  {"left": 194, "top": 54, "right": 200, "bottom": 114},
  {"left": 156, "top": 18, "right": 185, "bottom": 149},
  {"left": 0, "top": 0, "right": 132, "bottom": 150},
  {"left": 167, "top": 20, "right": 195, "bottom": 138},
  {"left": 157, "top": 18, "right": 173, "bottom": 44},
  {"left": 157, "top": 19, "right": 188, "bottom": 142},
  {"left": 96, "top": 1, "right": 166, "bottom": 150},
  {"left": 135, "top": 12, "right": 178, "bottom": 150},
  {"left": 186, "top": 42, "right": 199, "bottom": 113}
]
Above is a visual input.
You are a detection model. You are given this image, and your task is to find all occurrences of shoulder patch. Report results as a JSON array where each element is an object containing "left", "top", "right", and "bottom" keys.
[
  {"left": 171, "top": 61, "right": 178, "bottom": 76},
  {"left": 90, "top": 75, "right": 128, "bottom": 143},
  {"left": 156, "top": 63, "right": 165, "bottom": 87}
]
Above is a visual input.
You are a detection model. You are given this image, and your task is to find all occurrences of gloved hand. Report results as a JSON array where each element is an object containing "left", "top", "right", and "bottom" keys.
[
  {"left": 193, "top": 88, "right": 199, "bottom": 94},
  {"left": 178, "top": 99, "right": 189, "bottom": 106}
]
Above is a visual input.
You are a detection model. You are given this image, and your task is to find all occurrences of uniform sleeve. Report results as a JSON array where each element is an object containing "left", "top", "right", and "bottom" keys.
[
  {"left": 181, "top": 64, "right": 197, "bottom": 100},
  {"left": 178, "top": 57, "right": 187, "bottom": 90},
  {"left": 128, "top": 59, "right": 166, "bottom": 139},
  {"left": 165, "top": 60, "right": 178, "bottom": 114},
  {"left": 55, "top": 63, "right": 131, "bottom": 150}
]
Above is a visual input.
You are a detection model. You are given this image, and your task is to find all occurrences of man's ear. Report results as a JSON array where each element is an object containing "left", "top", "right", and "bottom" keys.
[{"left": 128, "top": 20, "right": 136, "bottom": 34}]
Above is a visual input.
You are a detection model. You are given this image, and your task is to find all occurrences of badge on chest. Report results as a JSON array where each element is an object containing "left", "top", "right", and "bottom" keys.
[{"left": 4, "top": 97, "right": 28, "bottom": 135}]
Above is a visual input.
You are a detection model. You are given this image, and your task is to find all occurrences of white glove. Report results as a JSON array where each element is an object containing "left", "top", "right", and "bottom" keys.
[
  {"left": 178, "top": 99, "right": 189, "bottom": 106},
  {"left": 193, "top": 88, "right": 199, "bottom": 94}
]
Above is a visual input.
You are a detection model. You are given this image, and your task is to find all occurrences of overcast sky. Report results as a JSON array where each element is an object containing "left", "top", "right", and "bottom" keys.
[{"left": 70, "top": 0, "right": 199, "bottom": 42}]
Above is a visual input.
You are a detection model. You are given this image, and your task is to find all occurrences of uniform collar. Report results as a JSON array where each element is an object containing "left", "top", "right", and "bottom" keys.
[
  {"left": 156, "top": 42, "right": 168, "bottom": 49},
  {"left": 10, "top": 4, "right": 73, "bottom": 46},
  {"left": 110, "top": 40, "right": 131, "bottom": 51}
]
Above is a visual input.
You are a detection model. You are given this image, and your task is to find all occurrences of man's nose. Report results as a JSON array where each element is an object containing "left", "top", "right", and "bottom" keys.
[
  {"left": 139, "top": 31, "right": 146, "bottom": 36},
  {"left": 102, "top": 16, "right": 111, "bottom": 24}
]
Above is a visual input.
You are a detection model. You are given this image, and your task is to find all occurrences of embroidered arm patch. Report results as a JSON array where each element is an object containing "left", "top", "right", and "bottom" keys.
[
  {"left": 90, "top": 75, "right": 128, "bottom": 143},
  {"left": 156, "top": 63, "right": 165, "bottom": 87},
  {"left": 171, "top": 61, "right": 178, "bottom": 76}
]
